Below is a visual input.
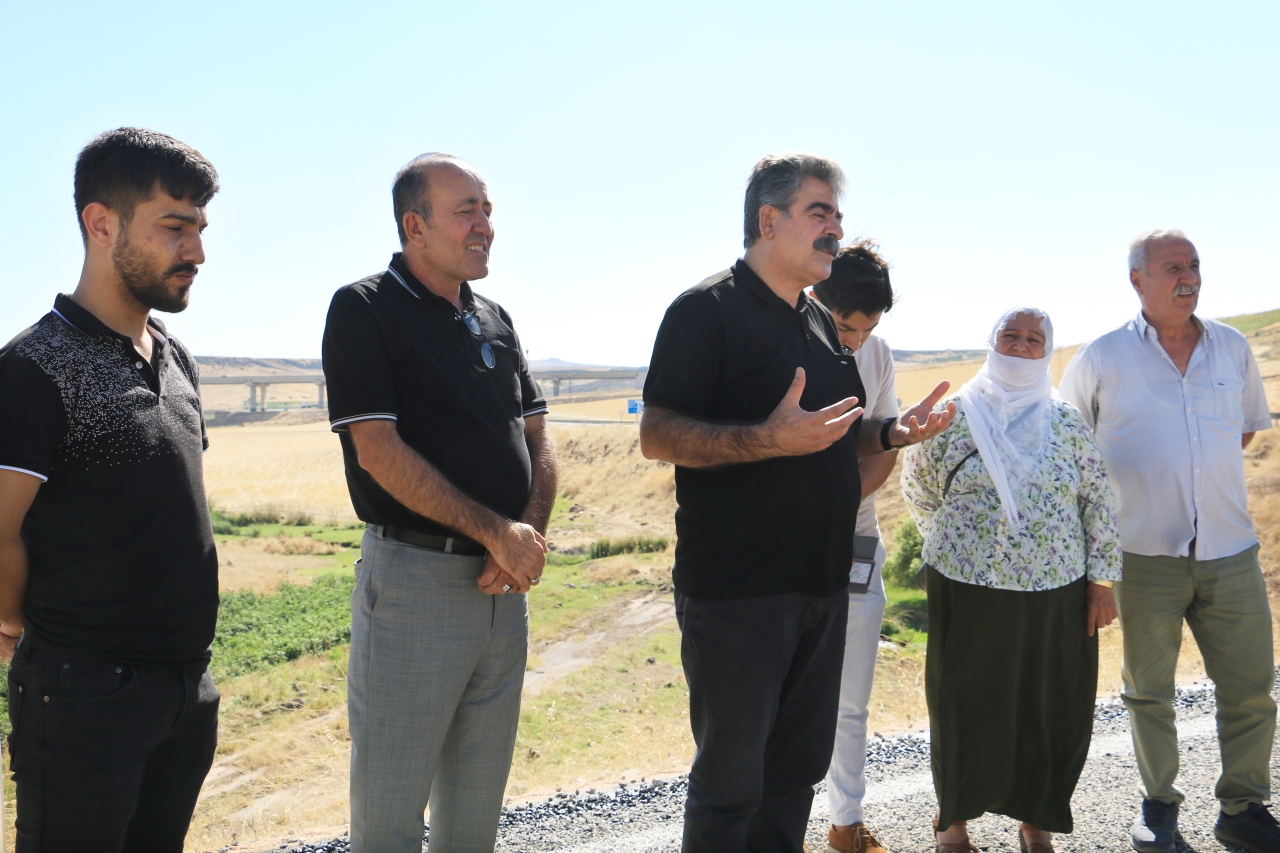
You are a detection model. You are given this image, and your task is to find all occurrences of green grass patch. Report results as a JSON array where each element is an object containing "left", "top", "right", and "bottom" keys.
[
  {"left": 882, "top": 586, "right": 928, "bottom": 644},
  {"left": 589, "top": 533, "right": 669, "bottom": 559},
  {"left": 1218, "top": 307, "right": 1280, "bottom": 336},
  {"left": 528, "top": 552, "right": 667, "bottom": 642},
  {"left": 212, "top": 573, "right": 357, "bottom": 678}
]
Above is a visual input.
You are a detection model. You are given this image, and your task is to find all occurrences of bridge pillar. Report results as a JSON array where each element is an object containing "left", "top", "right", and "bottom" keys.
[
  {"left": 248, "top": 383, "right": 257, "bottom": 412},
  {"left": 552, "top": 378, "right": 561, "bottom": 397},
  {"left": 316, "top": 380, "right": 326, "bottom": 408}
]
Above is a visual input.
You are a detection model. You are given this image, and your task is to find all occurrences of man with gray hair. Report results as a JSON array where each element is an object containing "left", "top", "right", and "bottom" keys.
[
  {"left": 322, "top": 153, "right": 556, "bottom": 852},
  {"left": 641, "top": 152, "right": 952, "bottom": 851},
  {"left": 1060, "top": 230, "right": 1276, "bottom": 853}
]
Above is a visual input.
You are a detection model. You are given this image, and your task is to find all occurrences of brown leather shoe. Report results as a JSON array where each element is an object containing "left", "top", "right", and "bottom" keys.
[{"left": 828, "top": 822, "right": 889, "bottom": 853}]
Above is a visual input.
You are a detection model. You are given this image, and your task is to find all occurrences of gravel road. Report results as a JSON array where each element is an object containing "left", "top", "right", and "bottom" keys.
[{"left": 264, "top": 680, "right": 1277, "bottom": 853}]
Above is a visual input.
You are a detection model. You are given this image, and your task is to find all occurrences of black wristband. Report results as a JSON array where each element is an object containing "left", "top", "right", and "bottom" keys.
[{"left": 879, "top": 417, "right": 899, "bottom": 452}]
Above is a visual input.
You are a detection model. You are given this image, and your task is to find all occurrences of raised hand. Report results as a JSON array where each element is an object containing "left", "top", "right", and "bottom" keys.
[
  {"left": 762, "top": 368, "right": 863, "bottom": 457},
  {"left": 889, "top": 381, "right": 956, "bottom": 447}
]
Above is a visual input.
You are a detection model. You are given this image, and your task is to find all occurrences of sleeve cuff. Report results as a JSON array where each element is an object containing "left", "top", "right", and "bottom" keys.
[
  {"left": 1088, "top": 579, "right": 1115, "bottom": 588},
  {"left": 330, "top": 413, "right": 398, "bottom": 431},
  {"left": 1245, "top": 418, "right": 1274, "bottom": 432},
  {"left": 0, "top": 464, "right": 48, "bottom": 483},
  {"left": 522, "top": 405, "right": 550, "bottom": 417}
]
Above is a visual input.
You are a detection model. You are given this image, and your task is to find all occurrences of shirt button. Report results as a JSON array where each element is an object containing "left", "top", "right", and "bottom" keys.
[{"left": 135, "top": 361, "right": 144, "bottom": 369}]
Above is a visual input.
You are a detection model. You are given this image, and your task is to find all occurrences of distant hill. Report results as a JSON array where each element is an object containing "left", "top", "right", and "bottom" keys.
[
  {"left": 1219, "top": 308, "right": 1280, "bottom": 336},
  {"left": 196, "top": 356, "right": 322, "bottom": 377},
  {"left": 891, "top": 349, "right": 985, "bottom": 365},
  {"left": 198, "top": 307, "right": 1279, "bottom": 378},
  {"left": 528, "top": 358, "right": 646, "bottom": 372}
]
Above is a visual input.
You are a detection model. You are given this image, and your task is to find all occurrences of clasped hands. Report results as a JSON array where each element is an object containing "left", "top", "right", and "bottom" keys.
[{"left": 477, "top": 520, "right": 547, "bottom": 596}]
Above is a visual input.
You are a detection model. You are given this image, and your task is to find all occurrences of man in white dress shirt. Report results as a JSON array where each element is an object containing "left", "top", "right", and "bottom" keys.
[
  {"left": 812, "top": 240, "right": 923, "bottom": 853},
  {"left": 1060, "top": 229, "right": 1277, "bottom": 853}
]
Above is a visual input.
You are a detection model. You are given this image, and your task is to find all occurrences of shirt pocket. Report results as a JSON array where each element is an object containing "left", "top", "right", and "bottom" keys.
[{"left": 1212, "top": 377, "right": 1245, "bottom": 427}]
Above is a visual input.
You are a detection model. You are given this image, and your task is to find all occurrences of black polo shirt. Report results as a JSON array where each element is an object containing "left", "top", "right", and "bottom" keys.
[
  {"left": 0, "top": 295, "right": 219, "bottom": 664},
  {"left": 643, "top": 260, "right": 865, "bottom": 600},
  {"left": 322, "top": 254, "right": 548, "bottom": 538}
]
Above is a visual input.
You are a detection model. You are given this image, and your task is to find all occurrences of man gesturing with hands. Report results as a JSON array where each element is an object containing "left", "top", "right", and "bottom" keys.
[
  {"left": 323, "top": 153, "right": 556, "bottom": 853},
  {"left": 641, "top": 153, "right": 952, "bottom": 853}
]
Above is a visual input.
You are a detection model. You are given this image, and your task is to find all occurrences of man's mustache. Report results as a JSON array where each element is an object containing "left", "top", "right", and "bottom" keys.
[
  {"left": 1174, "top": 283, "right": 1200, "bottom": 297},
  {"left": 167, "top": 263, "right": 198, "bottom": 278},
  {"left": 813, "top": 236, "right": 840, "bottom": 256}
]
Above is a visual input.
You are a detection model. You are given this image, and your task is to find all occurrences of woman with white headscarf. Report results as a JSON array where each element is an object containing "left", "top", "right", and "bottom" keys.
[{"left": 901, "top": 307, "right": 1122, "bottom": 853}]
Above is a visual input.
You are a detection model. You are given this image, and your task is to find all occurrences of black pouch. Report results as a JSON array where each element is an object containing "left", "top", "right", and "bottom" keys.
[{"left": 849, "top": 535, "right": 879, "bottom": 593}]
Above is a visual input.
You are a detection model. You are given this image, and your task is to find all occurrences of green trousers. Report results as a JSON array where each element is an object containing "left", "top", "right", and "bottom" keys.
[{"left": 1116, "top": 545, "right": 1275, "bottom": 815}]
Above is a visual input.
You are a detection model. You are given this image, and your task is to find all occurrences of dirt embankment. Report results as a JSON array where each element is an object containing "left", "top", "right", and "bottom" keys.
[{"left": 546, "top": 426, "right": 675, "bottom": 552}]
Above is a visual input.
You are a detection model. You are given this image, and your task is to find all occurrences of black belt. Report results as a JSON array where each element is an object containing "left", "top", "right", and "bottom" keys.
[{"left": 371, "top": 524, "right": 487, "bottom": 556}]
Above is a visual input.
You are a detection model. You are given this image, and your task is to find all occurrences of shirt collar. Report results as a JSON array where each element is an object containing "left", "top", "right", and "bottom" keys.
[
  {"left": 1133, "top": 310, "right": 1207, "bottom": 340},
  {"left": 52, "top": 293, "right": 170, "bottom": 347},
  {"left": 733, "top": 259, "right": 808, "bottom": 313},
  {"left": 386, "top": 253, "right": 477, "bottom": 312}
]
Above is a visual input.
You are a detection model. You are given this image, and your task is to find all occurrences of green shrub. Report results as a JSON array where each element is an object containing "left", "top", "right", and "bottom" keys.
[
  {"left": 212, "top": 573, "right": 356, "bottom": 677},
  {"left": 589, "top": 533, "right": 670, "bottom": 560},
  {"left": 882, "top": 514, "right": 924, "bottom": 588},
  {"left": 229, "top": 506, "right": 285, "bottom": 526}
]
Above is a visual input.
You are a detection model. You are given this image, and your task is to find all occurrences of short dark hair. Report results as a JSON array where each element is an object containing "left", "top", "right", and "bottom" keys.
[
  {"left": 392, "top": 152, "right": 469, "bottom": 245},
  {"left": 743, "top": 152, "right": 845, "bottom": 249},
  {"left": 812, "top": 239, "right": 895, "bottom": 318},
  {"left": 73, "top": 128, "right": 219, "bottom": 242}
]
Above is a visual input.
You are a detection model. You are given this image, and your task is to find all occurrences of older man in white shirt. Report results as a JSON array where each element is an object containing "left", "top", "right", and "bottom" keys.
[{"left": 1060, "top": 229, "right": 1276, "bottom": 853}]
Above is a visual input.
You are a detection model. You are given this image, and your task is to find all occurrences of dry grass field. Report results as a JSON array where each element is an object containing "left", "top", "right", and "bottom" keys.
[{"left": 204, "top": 421, "right": 355, "bottom": 522}]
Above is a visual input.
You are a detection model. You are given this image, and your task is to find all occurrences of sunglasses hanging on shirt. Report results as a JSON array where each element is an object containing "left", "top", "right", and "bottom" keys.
[{"left": 462, "top": 313, "right": 496, "bottom": 370}]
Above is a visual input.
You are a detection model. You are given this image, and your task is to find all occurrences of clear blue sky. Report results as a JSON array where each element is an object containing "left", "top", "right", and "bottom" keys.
[{"left": 2, "top": 1, "right": 1276, "bottom": 365}]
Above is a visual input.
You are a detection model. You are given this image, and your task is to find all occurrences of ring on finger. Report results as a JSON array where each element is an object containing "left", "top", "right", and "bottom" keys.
[
  {"left": 530, "top": 577, "right": 541, "bottom": 586},
  {"left": 502, "top": 584, "right": 512, "bottom": 593}
]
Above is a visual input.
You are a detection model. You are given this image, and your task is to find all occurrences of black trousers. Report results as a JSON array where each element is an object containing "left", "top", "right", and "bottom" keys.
[
  {"left": 6, "top": 640, "right": 220, "bottom": 853},
  {"left": 676, "top": 588, "right": 849, "bottom": 853}
]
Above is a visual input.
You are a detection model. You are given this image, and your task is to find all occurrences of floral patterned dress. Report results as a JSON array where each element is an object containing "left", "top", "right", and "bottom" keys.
[{"left": 901, "top": 398, "right": 1122, "bottom": 591}]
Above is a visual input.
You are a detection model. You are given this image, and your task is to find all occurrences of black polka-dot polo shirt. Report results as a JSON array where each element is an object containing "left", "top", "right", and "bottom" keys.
[{"left": 0, "top": 294, "right": 218, "bottom": 665}]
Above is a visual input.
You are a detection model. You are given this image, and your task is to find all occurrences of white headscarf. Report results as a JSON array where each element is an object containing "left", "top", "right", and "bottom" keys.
[{"left": 956, "top": 307, "right": 1055, "bottom": 528}]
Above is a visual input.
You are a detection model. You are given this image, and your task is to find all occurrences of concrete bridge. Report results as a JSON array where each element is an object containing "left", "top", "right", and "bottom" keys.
[{"left": 201, "top": 369, "right": 648, "bottom": 411}]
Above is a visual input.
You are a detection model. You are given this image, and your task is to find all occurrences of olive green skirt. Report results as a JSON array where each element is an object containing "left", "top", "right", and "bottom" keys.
[{"left": 925, "top": 566, "right": 1097, "bottom": 834}]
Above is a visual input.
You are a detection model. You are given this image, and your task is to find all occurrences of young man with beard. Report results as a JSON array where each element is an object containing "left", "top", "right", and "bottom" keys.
[
  {"left": 0, "top": 128, "right": 221, "bottom": 852},
  {"left": 812, "top": 242, "right": 907, "bottom": 853},
  {"left": 641, "top": 153, "right": 953, "bottom": 852}
]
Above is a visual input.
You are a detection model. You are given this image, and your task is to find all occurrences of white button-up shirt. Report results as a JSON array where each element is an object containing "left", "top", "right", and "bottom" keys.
[{"left": 1059, "top": 312, "right": 1272, "bottom": 560}]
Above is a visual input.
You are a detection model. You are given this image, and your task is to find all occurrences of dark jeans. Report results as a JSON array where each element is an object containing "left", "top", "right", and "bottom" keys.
[
  {"left": 676, "top": 588, "right": 849, "bottom": 853},
  {"left": 6, "top": 640, "right": 220, "bottom": 853}
]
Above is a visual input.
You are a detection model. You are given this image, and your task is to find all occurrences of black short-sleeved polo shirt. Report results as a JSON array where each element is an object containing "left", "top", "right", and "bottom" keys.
[
  {"left": 0, "top": 294, "right": 219, "bottom": 664},
  {"left": 643, "top": 259, "right": 865, "bottom": 600},
  {"left": 322, "top": 254, "right": 548, "bottom": 538}
]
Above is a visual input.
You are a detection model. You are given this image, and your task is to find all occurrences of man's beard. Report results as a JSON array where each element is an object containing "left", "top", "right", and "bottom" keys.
[{"left": 112, "top": 228, "right": 195, "bottom": 313}]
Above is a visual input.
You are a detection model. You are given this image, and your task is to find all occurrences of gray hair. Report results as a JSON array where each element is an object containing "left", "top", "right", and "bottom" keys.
[
  {"left": 1128, "top": 228, "right": 1190, "bottom": 273},
  {"left": 392, "top": 152, "right": 478, "bottom": 245},
  {"left": 743, "top": 152, "right": 846, "bottom": 248}
]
